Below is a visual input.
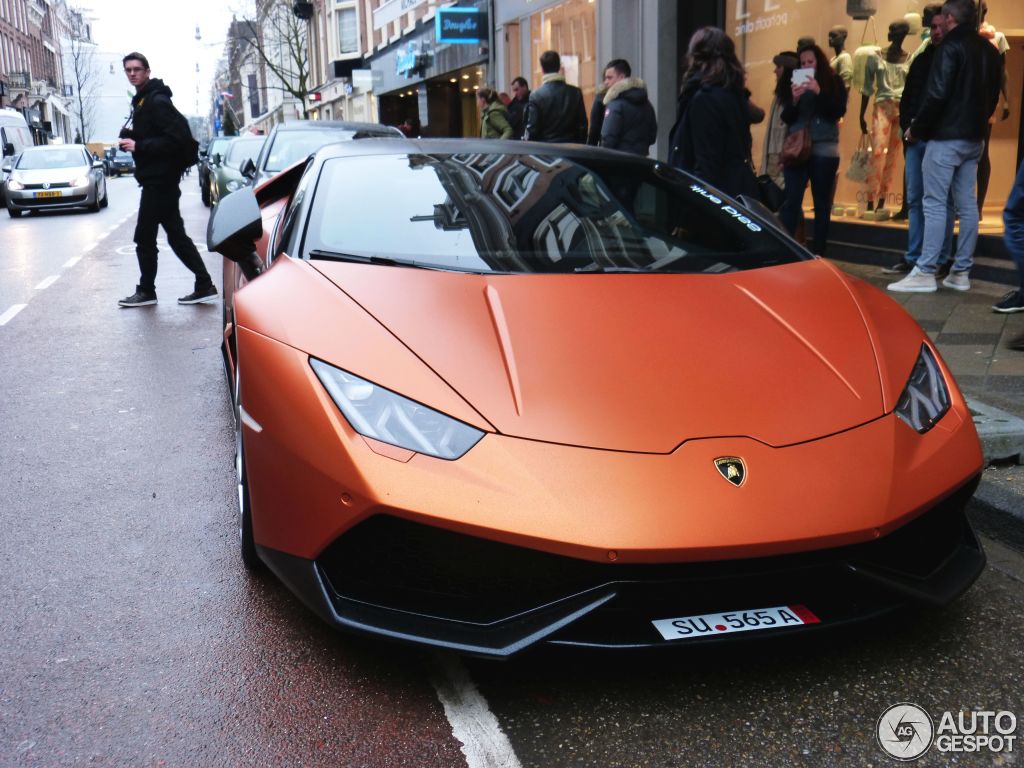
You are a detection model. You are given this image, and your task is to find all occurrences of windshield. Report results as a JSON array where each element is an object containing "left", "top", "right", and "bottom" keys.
[
  {"left": 17, "top": 148, "right": 88, "bottom": 170},
  {"left": 263, "top": 129, "right": 372, "bottom": 173},
  {"left": 226, "top": 137, "right": 265, "bottom": 168},
  {"left": 114, "top": 151, "right": 132, "bottom": 160},
  {"left": 303, "top": 153, "right": 806, "bottom": 274}
]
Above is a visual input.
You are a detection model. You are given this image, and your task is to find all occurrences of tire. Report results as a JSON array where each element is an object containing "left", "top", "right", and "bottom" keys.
[
  {"left": 234, "top": 369, "right": 262, "bottom": 571},
  {"left": 100, "top": 185, "right": 109, "bottom": 208},
  {"left": 201, "top": 178, "right": 211, "bottom": 207},
  {"left": 7, "top": 206, "right": 23, "bottom": 218}
]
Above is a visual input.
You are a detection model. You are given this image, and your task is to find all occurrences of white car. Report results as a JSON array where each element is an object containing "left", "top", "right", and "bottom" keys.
[{"left": 4, "top": 144, "right": 108, "bottom": 218}]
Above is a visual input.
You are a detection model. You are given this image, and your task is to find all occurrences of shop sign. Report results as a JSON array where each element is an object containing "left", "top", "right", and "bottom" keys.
[
  {"left": 435, "top": 8, "right": 486, "bottom": 44},
  {"left": 396, "top": 42, "right": 431, "bottom": 78},
  {"left": 373, "top": 0, "right": 426, "bottom": 30}
]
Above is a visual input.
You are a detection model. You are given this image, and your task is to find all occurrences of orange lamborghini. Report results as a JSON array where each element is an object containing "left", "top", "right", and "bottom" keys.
[{"left": 208, "top": 140, "right": 984, "bottom": 657}]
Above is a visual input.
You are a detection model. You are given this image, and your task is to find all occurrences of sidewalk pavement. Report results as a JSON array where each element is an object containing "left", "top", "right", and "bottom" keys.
[{"left": 833, "top": 258, "right": 1024, "bottom": 526}]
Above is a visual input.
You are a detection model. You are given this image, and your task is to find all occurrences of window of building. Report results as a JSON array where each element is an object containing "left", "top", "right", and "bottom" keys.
[{"left": 337, "top": 5, "right": 358, "bottom": 55}]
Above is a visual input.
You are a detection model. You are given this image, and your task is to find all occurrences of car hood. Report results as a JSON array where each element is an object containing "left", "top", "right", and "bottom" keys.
[
  {"left": 13, "top": 166, "right": 90, "bottom": 183},
  {"left": 311, "top": 259, "right": 887, "bottom": 452}
]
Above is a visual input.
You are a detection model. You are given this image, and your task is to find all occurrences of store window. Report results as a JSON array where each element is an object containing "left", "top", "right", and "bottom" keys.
[
  {"left": 725, "top": 0, "right": 1023, "bottom": 232},
  {"left": 527, "top": 0, "right": 597, "bottom": 113}
]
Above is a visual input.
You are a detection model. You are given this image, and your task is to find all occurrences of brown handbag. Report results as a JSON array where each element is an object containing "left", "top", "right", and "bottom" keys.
[{"left": 781, "top": 126, "right": 812, "bottom": 167}]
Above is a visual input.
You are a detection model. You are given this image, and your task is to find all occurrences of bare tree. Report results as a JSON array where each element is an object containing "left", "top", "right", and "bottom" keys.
[
  {"left": 237, "top": 0, "right": 310, "bottom": 118},
  {"left": 65, "top": 25, "right": 100, "bottom": 142}
]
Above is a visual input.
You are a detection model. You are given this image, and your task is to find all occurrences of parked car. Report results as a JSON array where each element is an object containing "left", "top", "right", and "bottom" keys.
[
  {"left": 209, "top": 135, "right": 264, "bottom": 207},
  {"left": 4, "top": 144, "right": 108, "bottom": 218},
  {"left": 0, "top": 108, "right": 33, "bottom": 206},
  {"left": 238, "top": 120, "right": 402, "bottom": 188},
  {"left": 199, "top": 135, "right": 236, "bottom": 207},
  {"left": 107, "top": 149, "right": 135, "bottom": 177},
  {"left": 208, "top": 139, "right": 985, "bottom": 658}
]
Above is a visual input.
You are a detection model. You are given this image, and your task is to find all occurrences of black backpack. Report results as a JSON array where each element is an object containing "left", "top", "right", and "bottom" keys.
[{"left": 169, "top": 109, "right": 200, "bottom": 174}]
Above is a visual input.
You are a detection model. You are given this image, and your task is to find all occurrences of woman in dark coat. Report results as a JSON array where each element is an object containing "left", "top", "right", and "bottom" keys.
[
  {"left": 778, "top": 44, "right": 848, "bottom": 255},
  {"left": 667, "top": 27, "right": 758, "bottom": 199}
]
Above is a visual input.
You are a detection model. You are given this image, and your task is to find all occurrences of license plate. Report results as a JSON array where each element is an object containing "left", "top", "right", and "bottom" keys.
[
  {"left": 652, "top": 604, "right": 820, "bottom": 641},
  {"left": 34, "top": 190, "right": 61, "bottom": 198}
]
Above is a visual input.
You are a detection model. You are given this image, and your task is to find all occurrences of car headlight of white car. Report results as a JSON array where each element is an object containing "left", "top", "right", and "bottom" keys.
[
  {"left": 894, "top": 344, "right": 951, "bottom": 434},
  {"left": 71, "top": 174, "right": 91, "bottom": 188},
  {"left": 6, "top": 177, "right": 24, "bottom": 191},
  {"left": 310, "top": 358, "right": 485, "bottom": 460}
]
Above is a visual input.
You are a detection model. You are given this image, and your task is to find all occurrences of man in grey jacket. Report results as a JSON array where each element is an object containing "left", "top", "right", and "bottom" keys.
[{"left": 524, "top": 50, "right": 588, "bottom": 143}]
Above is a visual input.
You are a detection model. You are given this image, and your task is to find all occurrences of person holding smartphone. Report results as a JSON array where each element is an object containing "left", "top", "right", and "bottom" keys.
[{"left": 778, "top": 44, "right": 848, "bottom": 256}]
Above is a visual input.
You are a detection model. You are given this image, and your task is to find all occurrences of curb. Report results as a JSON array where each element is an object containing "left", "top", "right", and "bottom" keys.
[{"left": 968, "top": 397, "right": 1024, "bottom": 466}]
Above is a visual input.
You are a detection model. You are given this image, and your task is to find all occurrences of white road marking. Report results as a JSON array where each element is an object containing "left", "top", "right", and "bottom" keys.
[
  {"left": 0, "top": 304, "right": 28, "bottom": 325},
  {"left": 430, "top": 653, "right": 522, "bottom": 768},
  {"left": 35, "top": 276, "right": 60, "bottom": 290},
  {"left": 63, "top": 256, "right": 82, "bottom": 269}
]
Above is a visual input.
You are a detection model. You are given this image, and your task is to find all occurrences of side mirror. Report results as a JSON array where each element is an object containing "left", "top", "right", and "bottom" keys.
[
  {"left": 2, "top": 142, "right": 13, "bottom": 157},
  {"left": 240, "top": 157, "right": 256, "bottom": 179},
  {"left": 207, "top": 187, "right": 264, "bottom": 280},
  {"left": 212, "top": 153, "right": 222, "bottom": 166},
  {"left": 92, "top": 160, "right": 105, "bottom": 169}
]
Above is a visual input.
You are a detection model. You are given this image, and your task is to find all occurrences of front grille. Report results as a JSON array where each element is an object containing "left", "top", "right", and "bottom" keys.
[
  {"left": 22, "top": 182, "right": 72, "bottom": 190},
  {"left": 317, "top": 478, "right": 979, "bottom": 627}
]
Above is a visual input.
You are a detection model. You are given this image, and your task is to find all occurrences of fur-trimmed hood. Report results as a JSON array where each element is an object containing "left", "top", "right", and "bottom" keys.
[{"left": 603, "top": 77, "right": 648, "bottom": 105}]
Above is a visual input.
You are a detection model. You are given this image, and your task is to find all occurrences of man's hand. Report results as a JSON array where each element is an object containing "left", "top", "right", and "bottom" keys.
[
  {"left": 119, "top": 139, "right": 136, "bottom": 153},
  {"left": 903, "top": 127, "right": 915, "bottom": 143}
]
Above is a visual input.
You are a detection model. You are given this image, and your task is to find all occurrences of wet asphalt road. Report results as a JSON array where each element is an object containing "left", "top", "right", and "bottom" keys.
[{"left": 0, "top": 183, "right": 1021, "bottom": 767}]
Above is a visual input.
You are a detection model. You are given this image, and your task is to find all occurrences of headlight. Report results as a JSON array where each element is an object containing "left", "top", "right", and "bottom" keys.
[
  {"left": 895, "top": 344, "right": 951, "bottom": 433},
  {"left": 7, "top": 178, "right": 23, "bottom": 191},
  {"left": 226, "top": 179, "right": 243, "bottom": 191},
  {"left": 310, "top": 358, "right": 485, "bottom": 460},
  {"left": 71, "top": 175, "right": 90, "bottom": 187}
]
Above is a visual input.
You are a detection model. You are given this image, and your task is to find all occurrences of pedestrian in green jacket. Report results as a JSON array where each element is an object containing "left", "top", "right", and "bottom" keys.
[{"left": 477, "top": 89, "right": 514, "bottom": 139}]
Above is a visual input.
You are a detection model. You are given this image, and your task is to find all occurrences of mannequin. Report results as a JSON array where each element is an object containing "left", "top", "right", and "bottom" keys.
[
  {"left": 977, "top": 0, "right": 1012, "bottom": 217},
  {"left": 859, "top": 20, "right": 910, "bottom": 219},
  {"left": 829, "top": 26, "right": 853, "bottom": 89}
]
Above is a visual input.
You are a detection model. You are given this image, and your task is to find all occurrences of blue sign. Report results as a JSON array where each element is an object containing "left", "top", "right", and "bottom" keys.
[{"left": 435, "top": 8, "right": 486, "bottom": 44}]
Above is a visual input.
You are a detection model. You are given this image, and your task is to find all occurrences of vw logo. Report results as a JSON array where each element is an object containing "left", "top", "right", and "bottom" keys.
[
  {"left": 714, "top": 457, "right": 746, "bottom": 486},
  {"left": 42, "top": 182, "right": 50, "bottom": 189}
]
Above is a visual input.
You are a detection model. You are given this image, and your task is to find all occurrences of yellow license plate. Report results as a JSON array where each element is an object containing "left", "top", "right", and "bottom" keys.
[{"left": 34, "top": 190, "right": 61, "bottom": 198}]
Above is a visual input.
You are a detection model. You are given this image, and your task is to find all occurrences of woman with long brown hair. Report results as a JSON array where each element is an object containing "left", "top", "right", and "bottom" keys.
[
  {"left": 778, "top": 43, "right": 848, "bottom": 255},
  {"left": 667, "top": 26, "right": 759, "bottom": 199}
]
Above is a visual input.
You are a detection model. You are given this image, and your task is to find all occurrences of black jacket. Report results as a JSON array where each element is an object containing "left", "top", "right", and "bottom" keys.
[
  {"left": 668, "top": 78, "right": 757, "bottom": 199},
  {"left": 900, "top": 42, "right": 937, "bottom": 132},
  {"left": 910, "top": 24, "right": 1002, "bottom": 142},
  {"left": 128, "top": 78, "right": 191, "bottom": 185},
  {"left": 587, "top": 89, "right": 605, "bottom": 146},
  {"left": 506, "top": 94, "right": 529, "bottom": 140},
  {"left": 525, "top": 76, "right": 588, "bottom": 143},
  {"left": 600, "top": 78, "right": 657, "bottom": 156}
]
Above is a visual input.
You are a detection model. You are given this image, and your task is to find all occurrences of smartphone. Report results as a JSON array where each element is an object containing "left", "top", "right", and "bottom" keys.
[{"left": 792, "top": 67, "right": 815, "bottom": 87}]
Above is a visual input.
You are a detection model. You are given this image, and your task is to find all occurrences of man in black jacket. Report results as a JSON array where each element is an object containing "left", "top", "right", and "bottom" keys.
[
  {"left": 599, "top": 58, "right": 657, "bottom": 156},
  {"left": 890, "top": 0, "right": 1002, "bottom": 294},
  {"left": 524, "top": 51, "right": 587, "bottom": 144},
  {"left": 507, "top": 77, "right": 530, "bottom": 140},
  {"left": 882, "top": 4, "right": 953, "bottom": 276},
  {"left": 117, "top": 52, "right": 216, "bottom": 307}
]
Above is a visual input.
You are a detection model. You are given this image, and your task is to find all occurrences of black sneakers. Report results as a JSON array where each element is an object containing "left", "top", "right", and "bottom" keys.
[
  {"left": 118, "top": 288, "right": 157, "bottom": 307},
  {"left": 177, "top": 285, "right": 219, "bottom": 305},
  {"left": 993, "top": 290, "right": 1024, "bottom": 314}
]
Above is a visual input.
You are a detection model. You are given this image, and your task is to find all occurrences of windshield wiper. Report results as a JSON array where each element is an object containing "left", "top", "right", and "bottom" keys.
[
  {"left": 573, "top": 264, "right": 650, "bottom": 273},
  {"left": 308, "top": 249, "right": 422, "bottom": 268}
]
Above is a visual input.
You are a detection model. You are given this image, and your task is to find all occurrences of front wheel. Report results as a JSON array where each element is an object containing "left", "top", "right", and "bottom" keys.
[
  {"left": 234, "top": 369, "right": 262, "bottom": 570},
  {"left": 7, "top": 206, "right": 23, "bottom": 218}
]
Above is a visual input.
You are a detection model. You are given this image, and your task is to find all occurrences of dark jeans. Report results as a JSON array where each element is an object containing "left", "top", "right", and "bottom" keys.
[
  {"left": 1005, "top": 158, "right": 1024, "bottom": 292},
  {"left": 780, "top": 154, "right": 840, "bottom": 256},
  {"left": 134, "top": 182, "right": 212, "bottom": 294}
]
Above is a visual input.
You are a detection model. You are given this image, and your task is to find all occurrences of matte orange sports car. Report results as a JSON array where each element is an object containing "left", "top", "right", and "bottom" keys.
[{"left": 208, "top": 140, "right": 984, "bottom": 657}]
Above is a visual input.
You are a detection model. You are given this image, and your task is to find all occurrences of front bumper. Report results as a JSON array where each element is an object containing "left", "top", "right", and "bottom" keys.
[
  {"left": 7, "top": 183, "right": 96, "bottom": 210},
  {"left": 258, "top": 473, "right": 984, "bottom": 658}
]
